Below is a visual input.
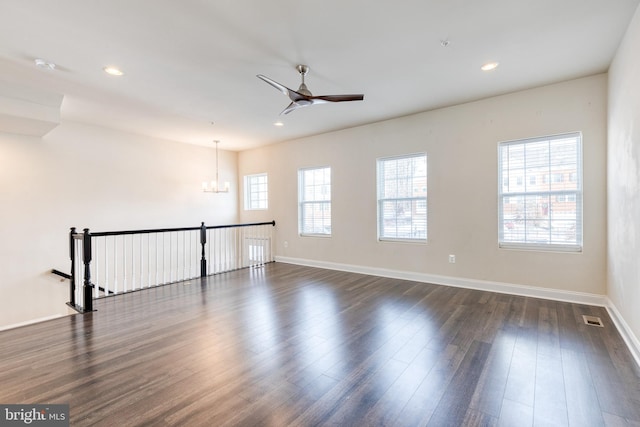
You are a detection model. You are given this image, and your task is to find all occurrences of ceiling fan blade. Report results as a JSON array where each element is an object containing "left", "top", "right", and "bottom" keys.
[
  {"left": 312, "top": 94, "right": 364, "bottom": 103},
  {"left": 257, "top": 74, "right": 307, "bottom": 102},
  {"left": 280, "top": 102, "right": 300, "bottom": 115},
  {"left": 280, "top": 100, "right": 314, "bottom": 115},
  {"left": 256, "top": 74, "right": 289, "bottom": 97}
]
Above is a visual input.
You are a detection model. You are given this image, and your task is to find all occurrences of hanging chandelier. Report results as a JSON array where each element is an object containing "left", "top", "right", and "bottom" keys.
[{"left": 202, "top": 140, "right": 229, "bottom": 193}]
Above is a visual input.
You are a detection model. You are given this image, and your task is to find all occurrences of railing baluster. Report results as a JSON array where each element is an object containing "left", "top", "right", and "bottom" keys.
[
  {"left": 221, "top": 228, "right": 226, "bottom": 272},
  {"left": 75, "top": 238, "right": 82, "bottom": 307},
  {"left": 216, "top": 228, "right": 220, "bottom": 273},
  {"left": 147, "top": 234, "right": 151, "bottom": 288},
  {"left": 155, "top": 233, "right": 159, "bottom": 286},
  {"left": 77, "top": 238, "right": 83, "bottom": 305},
  {"left": 242, "top": 227, "right": 246, "bottom": 268},
  {"left": 82, "top": 228, "right": 93, "bottom": 312},
  {"left": 257, "top": 224, "right": 262, "bottom": 265},
  {"left": 123, "top": 235, "right": 127, "bottom": 292},
  {"left": 259, "top": 225, "right": 263, "bottom": 265},
  {"left": 169, "top": 232, "right": 173, "bottom": 283},
  {"left": 215, "top": 229, "right": 218, "bottom": 274},
  {"left": 189, "top": 231, "right": 193, "bottom": 279},
  {"left": 200, "top": 222, "right": 207, "bottom": 277},
  {"left": 268, "top": 223, "right": 272, "bottom": 262},
  {"left": 234, "top": 228, "right": 239, "bottom": 270},
  {"left": 162, "top": 233, "right": 166, "bottom": 284},
  {"left": 94, "top": 236, "right": 99, "bottom": 295},
  {"left": 104, "top": 237, "right": 109, "bottom": 295},
  {"left": 226, "top": 228, "right": 231, "bottom": 271},
  {"left": 69, "top": 228, "right": 76, "bottom": 307},
  {"left": 213, "top": 228, "right": 217, "bottom": 274},
  {"left": 113, "top": 235, "right": 118, "bottom": 294},
  {"left": 263, "top": 224, "right": 267, "bottom": 264},
  {"left": 182, "top": 230, "right": 186, "bottom": 280},
  {"left": 139, "top": 234, "right": 143, "bottom": 289},
  {"left": 131, "top": 234, "right": 135, "bottom": 291}
]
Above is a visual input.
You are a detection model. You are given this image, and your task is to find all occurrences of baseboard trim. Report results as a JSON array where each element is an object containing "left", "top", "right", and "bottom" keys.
[
  {"left": 0, "top": 314, "right": 65, "bottom": 332},
  {"left": 276, "top": 256, "right": 607, "bottom": 306},
  {"left": 604, "top": 299, "right": 640, "bottom": 369},
  {"left": 276, "top": 256, "right": 640, "bottom": 367}
]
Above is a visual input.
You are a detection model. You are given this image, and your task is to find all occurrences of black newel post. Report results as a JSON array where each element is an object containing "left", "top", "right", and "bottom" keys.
[
  {"left": 69, "top": 227, "right": 76, "bottom": 307},
  {"left": 82, "top": 228, "right": 94, "bottom": 312},
  {"left": 200, "top": 222, "right": 207, "bottom": 277}
]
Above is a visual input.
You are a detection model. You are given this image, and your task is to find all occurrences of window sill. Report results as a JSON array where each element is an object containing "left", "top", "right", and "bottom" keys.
[
  {"left": 378, "top": 238, "right": 427, "bottom": 244},
  {"left": 499, "top": 243, "right": 582, "bottom": 253}
]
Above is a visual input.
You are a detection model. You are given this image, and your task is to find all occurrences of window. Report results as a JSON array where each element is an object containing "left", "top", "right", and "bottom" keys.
[
  {"left": 244, "top": 173, "right": 268, "bottom": 210},
  {"left": 498, "top": 132, "right": 582, "bottom": 251},
  {"left": 377, "top": 153, "right": 427, "bottom": 241},
  {"left": 298, "top": 167, "right": 331, "bottom": 235}
]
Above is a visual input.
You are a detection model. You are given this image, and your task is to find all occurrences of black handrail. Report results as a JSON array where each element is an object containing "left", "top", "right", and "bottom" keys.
[
  {"left": 89, "top": 221, "right": 276, "bottom": 237},
  {"left": 51, "top": 269, "right": 72, "bottom": 280}
]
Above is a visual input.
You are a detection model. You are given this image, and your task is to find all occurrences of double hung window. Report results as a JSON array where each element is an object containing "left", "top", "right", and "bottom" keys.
[
  {"left": 298, "top": 167, "right": 331, "bottom": 236},
  {"left": 498, "top": 132, "right": 582, "bottom": 251},
  {"left": 377, "top": 153, "right": 427, "bottom": 241}
]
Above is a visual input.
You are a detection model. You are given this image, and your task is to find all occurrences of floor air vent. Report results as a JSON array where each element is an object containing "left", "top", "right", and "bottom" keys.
[{"left": 582, "top": 315, "right": 604, "bottom": 327}]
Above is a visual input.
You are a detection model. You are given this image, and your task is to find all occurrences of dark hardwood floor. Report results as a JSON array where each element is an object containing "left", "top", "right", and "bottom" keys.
[{"left": 1, "top": 262, "right": 639, "bottom": 426}]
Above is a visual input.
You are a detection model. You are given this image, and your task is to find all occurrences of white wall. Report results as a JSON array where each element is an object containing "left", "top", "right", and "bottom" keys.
[
  {"left": 0, "top": 121, "right": 238, "bottom": 328},
  {"left": 608, "top": 5, "right": 640, "bottom": 345},
  {"left": 240, "top": 75, "right": 607, "bottom": 295}
]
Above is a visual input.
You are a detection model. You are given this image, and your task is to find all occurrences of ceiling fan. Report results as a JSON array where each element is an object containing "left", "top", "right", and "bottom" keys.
[{"left": 257, "top": 65, "right": 364, "bottom": 115}]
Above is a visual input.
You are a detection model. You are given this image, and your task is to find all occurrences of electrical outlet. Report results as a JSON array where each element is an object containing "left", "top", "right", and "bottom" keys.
[
  {"left": 284, "top": 241, "right": 289, "bottom": 248},
  {"left": 448, "top": 254, "right": 456, "bottom": 263}
]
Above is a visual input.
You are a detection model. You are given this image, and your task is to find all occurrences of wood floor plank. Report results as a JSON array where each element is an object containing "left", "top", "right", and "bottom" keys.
[
  {"left": 462, "top": 408, "right": 499, "bottom": 427},
  {"left": 468, "top": 328, "right": 517, "bottom": 418},
  {"left": 428, "top": 340, "right": 492, "bottom": 426},
  {"left": 498, "top": 398, "right": 534, "bottom": 427},
  {"left": 534, "top": 351, "right": 569, "bottom": 426},
  {"left": 0, "top": 262, "right": 639, "bottom": 426},
  {"left": 361, "top": 356, "right": 434, "bottom": 426},
  {"left": 323, "top": 358, "right": 409, "bottom": 426},
  {"left": 503, "top": 327, "right": 537, "bottom": 407},
  {"left": 561, "top": 347, "right": 606, "bottom": 426}
]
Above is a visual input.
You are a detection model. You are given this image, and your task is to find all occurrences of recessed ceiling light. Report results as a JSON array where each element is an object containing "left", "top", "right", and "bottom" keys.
[
  {"left": 34, "top": 58, "right": 56, "bottom": 71},
  {"left": 103, "top": 66, "right": 124, "bottom": 76},
  {"left": 274, "top": 121, "right": 284, "bottom": 127},
  {"left": 481, "top": 62, "right": 499, "bottom": 71}
]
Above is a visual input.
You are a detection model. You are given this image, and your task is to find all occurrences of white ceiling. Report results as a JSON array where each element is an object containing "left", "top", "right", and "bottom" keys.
[{"left": 0, "top": 0, "right": 638, "bottom": 151}]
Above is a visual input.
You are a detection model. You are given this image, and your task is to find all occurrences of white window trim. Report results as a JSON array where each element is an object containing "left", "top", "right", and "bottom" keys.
[
  {"left": 244, "top": 173, "right": 268, "bottom": 211},
  {"left": 497, "top": 132, "right": 583, "bottom": 252},
  {"left": 377, "top": 153, "right": 428, "bottom": 243},
  {"left": 298, "top": 166, "right": 332, "bottom": 237}
]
